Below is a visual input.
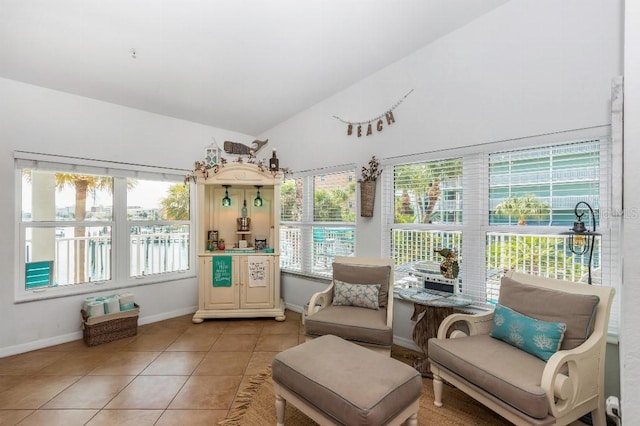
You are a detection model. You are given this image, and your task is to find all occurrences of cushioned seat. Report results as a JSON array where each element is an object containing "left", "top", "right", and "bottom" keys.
[
  {"left": 272, "top": 335, "right": 421, "bottom": 426},
  {"left": 429, "top": 334, "right": 548, "bottom": 419},
  {"left": 428, "top": 271, "right": 615, "bottom": 426},
  {"left": 304, "top": 256, "right": 394, "bottom": 355},
  {"left": 304, "top": 305, "right": 392, "bottom": 346}
]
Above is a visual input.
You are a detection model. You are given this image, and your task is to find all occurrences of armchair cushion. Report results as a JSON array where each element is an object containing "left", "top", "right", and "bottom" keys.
[
  {"left": 490, "top": 304, "right": 566, "bottom": 361},
  {"left": 499, "top": 276, "right": 599, "bottom": 350},
  {"left": 332, "top": 281, "right": 381, "bottom": 310},
  {"left": 333, "top": 262, "right": 391, "bottom": 308},
  {"left": 304, "top": 305, "right": 392, "bottom": 346},
  {"left": 429, "top": 334, "right": 548, "bottom": 419}
]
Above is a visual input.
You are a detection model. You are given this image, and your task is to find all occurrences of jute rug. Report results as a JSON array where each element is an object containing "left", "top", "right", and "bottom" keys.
[{"left": 219, "top": 363, "right": 511, "bottom": 425}]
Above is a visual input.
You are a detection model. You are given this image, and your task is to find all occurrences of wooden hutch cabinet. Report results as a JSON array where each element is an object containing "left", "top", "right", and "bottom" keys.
[{"left": 192, "top": 163, "right": 285, "bottom": 323}]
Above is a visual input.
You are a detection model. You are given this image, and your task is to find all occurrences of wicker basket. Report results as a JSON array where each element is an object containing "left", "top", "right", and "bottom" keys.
[
  {"left": 81, "top": 304, "right": 139, "bottom": 346},
  {"left": 360, "top": 180, "right": 377, "bottom": 217}
]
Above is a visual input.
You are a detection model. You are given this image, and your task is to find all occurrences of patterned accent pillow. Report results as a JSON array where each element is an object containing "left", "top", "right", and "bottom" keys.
[
  {"left": 490, "top": 304, "right": 566, "bottom": 361},
  {"left": 332, "top": 280, "right": 381, "bottom": 310}
]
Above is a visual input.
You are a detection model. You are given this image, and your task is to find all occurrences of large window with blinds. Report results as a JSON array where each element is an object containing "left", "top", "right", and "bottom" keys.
[
  {"left": 485, "top": 140, "right": 604, "bottom": 302},
  {"left": 280, "top": 169, "right": 356, "bottom": 277},
  {"left": 384, "top": 137, "right": 619, "bottom": 332},
  {"left": 389, "top": 158, "right": 465, "bottom": 292},
  {"left": 16, "top": 152, "right": 194, "bottom": 300}
]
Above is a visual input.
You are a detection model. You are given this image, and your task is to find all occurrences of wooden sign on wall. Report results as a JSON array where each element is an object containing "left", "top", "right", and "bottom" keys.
[{"left": 333, "top": 89, "right": 413, "bottom": 138}]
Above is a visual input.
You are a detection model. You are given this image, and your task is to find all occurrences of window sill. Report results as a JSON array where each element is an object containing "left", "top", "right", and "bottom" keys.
[
  {"left": 281, "top": 270, "right": 331, "bottom": 284},
  {"left": 15, "top": 272, "right": 196, "bottom": 304}
]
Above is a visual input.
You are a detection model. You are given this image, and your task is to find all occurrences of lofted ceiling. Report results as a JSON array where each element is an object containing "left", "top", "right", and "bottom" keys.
[{"left": 0, "top": 0, "right": 508, "bottom": 136}]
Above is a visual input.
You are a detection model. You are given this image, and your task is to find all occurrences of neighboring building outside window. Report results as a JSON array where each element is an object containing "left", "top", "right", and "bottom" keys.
[{"left": 383, "top": 137, "right": 619, "bottom": 332}]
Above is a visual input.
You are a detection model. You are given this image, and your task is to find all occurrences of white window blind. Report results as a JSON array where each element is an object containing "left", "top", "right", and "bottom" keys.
[
  {"left": 382, "top": 134, "right": 619, "bottom": 335},
  {"left": 280, "top": 167, "right": 356, "bottom": 278}
]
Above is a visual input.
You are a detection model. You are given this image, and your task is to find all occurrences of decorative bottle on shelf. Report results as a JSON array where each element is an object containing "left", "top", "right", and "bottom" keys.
[
  {"left": 237, "top": 199, "right": 251, "bottom": 231},
  {"left": 269, "top": 149, "right": 279, "bottom": 171}
]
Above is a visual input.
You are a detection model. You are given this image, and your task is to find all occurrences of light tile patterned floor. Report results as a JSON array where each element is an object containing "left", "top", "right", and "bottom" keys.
[
  {"left": 0, "top": 310, "right": 591, "bottom": 426},
  {"left": 0, "top": 310, "right": 305, "bottom": 425}
]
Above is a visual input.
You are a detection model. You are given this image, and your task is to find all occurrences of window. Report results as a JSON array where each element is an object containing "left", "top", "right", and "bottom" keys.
[
  {"left": 386, "top": 158, "right": 464, "bottom": 292},
  {"left": 16, "top": 152, "right": 194, "bottom": 300},
  {"left": 127, "top": 179, "right": 191, "bottom": 277},
  {"left": 383, "top": 136, "right": 620, "bottom": 333},
  {"left": 280, "top": 169, "right": 356, "bottom": 277},
  {"left": 486, "top": 141, "right": 603, "bottom": 302}
]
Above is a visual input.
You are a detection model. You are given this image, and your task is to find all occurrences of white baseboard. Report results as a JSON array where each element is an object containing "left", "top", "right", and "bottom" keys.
[
  {"left": 284, "top": 302, "right": 304, "bottom": 314},
  {"left": 138, "top": 305, "right": 198, "bottom": 326},
  {"left": 0, "top": 331, "right": 83, "bottom": 358},
  {"left": 0, "top": 305, "right": 199, "bottom": 358}
]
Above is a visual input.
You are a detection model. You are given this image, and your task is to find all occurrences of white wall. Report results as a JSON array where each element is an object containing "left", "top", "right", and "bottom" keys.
[
  {"left": 265, "top": 0, "right": 625, "bottom": 395},
  {"left": 0, "top": 77, "right": 255, "bottom": 356},
  {"left": 621, "top": 0, "right": 640, "bottom": 421},
  {"left": 0, "top": 0, "right": 631, "bottom": 412}
]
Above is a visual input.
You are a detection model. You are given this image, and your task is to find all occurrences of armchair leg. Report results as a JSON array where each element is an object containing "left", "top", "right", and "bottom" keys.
[
  {"left": 276, "top": 393, "right": 285, "bottom": 426},
  {"left": 405, "top": 413, "right": 418, "bottom": 425},
  {"left": 591, "top": 407, "right": 607, "bottom": 426},
  {"left": 433, "top": 374, "right": 444, "bottom": 407}
]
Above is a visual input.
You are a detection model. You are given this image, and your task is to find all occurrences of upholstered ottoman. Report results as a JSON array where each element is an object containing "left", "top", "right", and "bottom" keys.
[{"left": 272, "top": 335, "right": 422, "bottom": 425}]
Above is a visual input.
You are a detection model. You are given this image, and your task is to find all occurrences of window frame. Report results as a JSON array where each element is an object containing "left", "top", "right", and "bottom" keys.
[
  {"left": 382, "top": 131, "right": 620, "bottom": 335},
  {"left": 280, "top": 165, "right": 357, "bottom": 279},
  {"left": 14, "top": 151, "right": 196, "bottom": 302}
]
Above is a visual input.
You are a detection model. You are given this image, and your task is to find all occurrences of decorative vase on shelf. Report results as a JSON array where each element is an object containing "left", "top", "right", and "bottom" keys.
[{"left": 217, "top": 239, "right": 225, "bottom": 251}]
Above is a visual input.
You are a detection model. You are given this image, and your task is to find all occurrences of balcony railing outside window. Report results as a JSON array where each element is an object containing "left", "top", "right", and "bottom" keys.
[
  {"left": 390, "top": 228, "right": 599, "bottom": 305},
  {"left": 26, "top": 228, "right": 189, "bottom": 286}
]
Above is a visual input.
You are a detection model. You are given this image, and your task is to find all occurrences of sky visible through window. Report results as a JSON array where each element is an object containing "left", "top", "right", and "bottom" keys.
[{"left": 22, "top": 179, "right": 173, "bottom": 214}]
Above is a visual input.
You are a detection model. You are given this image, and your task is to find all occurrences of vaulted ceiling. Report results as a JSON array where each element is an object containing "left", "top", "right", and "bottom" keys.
[{"left": 0, "top": 0, "right": 509, "bottom": 135}]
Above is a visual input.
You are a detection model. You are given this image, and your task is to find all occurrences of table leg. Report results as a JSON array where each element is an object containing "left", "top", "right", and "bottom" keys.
[{"left": 411, "top": 304, "right": 455, "bottom": 378}]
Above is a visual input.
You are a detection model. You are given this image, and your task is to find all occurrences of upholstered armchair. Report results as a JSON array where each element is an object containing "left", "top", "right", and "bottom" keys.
[
  {"left": 304, "top": 256, "right": 394, "bottom": 355},
  {"left": 428, "top": 271, "right": 615, "bottom": 426}
]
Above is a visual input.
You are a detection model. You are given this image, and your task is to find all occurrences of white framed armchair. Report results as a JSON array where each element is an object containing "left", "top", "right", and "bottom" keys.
[
  {"left": 304, "top": 256, "right": 394, "bottom": 355},
  {"left": 428, "top": 271, "right": 615, "bottom": 426}
]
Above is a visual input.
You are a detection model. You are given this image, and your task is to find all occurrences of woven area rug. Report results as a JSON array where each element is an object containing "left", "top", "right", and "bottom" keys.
[{"left": 219, "top": 365, "right": 511, "bottom": 426}]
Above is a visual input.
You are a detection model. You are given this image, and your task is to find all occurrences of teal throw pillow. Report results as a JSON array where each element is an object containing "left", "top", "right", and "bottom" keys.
[
  {"left": 490, "top": 304, "right": 566, "bottom": 361},
  {"left": 332, "top": 280, "right": 380, "bottom": 310}
]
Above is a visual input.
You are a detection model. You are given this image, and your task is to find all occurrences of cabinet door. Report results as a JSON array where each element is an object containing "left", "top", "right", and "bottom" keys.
[
  {"left": 202, "top": 257, "right": 239, "bottom": 310},
  {"left": 240, "top": 256, "right": 274, "bottom": 309}
]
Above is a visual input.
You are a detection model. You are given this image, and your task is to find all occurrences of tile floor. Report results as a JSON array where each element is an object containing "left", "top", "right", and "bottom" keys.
[
  {"left": 0, "top": 310, "right": 305, "bottom": 425},
  {"left": 0, "top": 310, "right": 592, "bottom": 426}
]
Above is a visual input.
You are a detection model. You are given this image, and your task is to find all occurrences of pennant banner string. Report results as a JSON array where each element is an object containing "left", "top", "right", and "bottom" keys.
[{"left": 332, "top": 89, "right": 414, "bottom": 125}]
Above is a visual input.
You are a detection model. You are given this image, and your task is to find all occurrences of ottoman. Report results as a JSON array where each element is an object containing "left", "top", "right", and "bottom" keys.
[{"left": 272, "top": 335, "right": 422, "bottom": 425}]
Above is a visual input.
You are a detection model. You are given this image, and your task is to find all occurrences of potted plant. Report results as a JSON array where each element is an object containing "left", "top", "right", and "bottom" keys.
[{"left": 359, "top": 156, "right": 382, "bottom": 217}]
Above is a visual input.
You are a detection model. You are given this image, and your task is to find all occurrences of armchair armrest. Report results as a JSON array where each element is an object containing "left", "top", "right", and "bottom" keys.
[
  {"left": 307, "top": 282, "right": 334, "bottom": 317},
  {"left": 437, "top": 311, "right": 494, "bottom": 339},
  {"left": 541, "top": 332, "right": 605, "bottom": 419}
]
